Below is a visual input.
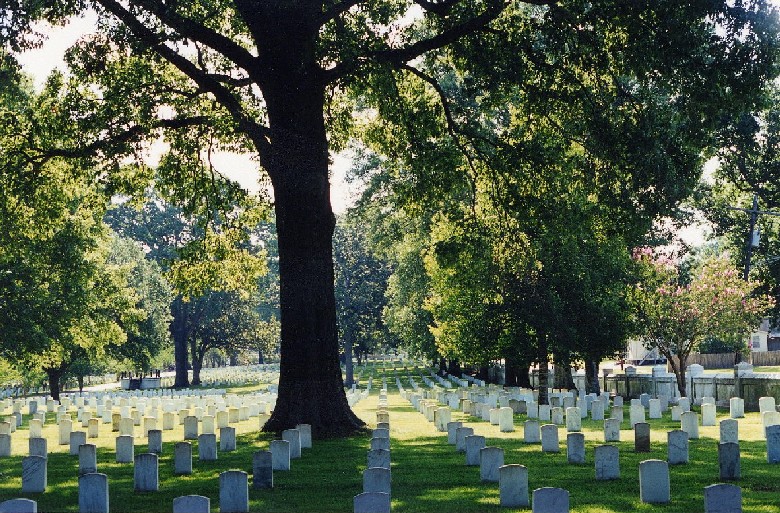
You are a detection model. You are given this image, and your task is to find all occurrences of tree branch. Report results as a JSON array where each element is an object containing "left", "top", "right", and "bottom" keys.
[
  {"left": 413, "top": 0, "right": 463, "bottom": 17},
  {"left": 29, "top": 116, "right": 209, "bottom": 165},
  {"left": 318, "top": 0, "right": 364, "bottom": 26},
  {"left": 326, "top": 0, "right": 514, "bottom": 82},
  {"left": 94, "top": 0, "right": 272, "bottom": 165},
  {"left": 127, "top": 0, "right": 258, "bottom": 74}
]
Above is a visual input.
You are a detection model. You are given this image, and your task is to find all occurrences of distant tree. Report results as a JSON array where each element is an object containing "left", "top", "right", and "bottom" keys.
[
  {"left": 106, "top": 235, "right": 173, "bottom": 372},
  {"left": 105, "top": 192, "right": 268, "bottom": 387},
  {"left": 334, "top": 214, "right": 392, "bottom": 385}
]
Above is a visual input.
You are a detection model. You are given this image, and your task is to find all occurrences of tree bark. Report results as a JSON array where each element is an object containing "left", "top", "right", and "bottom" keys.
[
  {"left": 537, "top": 337, "right": 549, "bottom": 405},
  {"left": 171, "top": 297, "right": 190, "bottom": 388},
  {"left": 552, "top": 351, "right": 576, "bottom": 391},
  {"left": 344, "top": 333, "right": 354, "bottom": 388},
  {"left": 77, "top": 375, "right": 84, "bottom": 393},
  {"left": 668, "top": 353, "right": 688, "bottom": 398},
  {"left": 584, "top": 358, "right": 600, "bottom": 395},
  {"left": 45, "top": 367, "right": 63, "bottom": 401},
  {"left": 260, "top": 49, "right": 363, "bottom": 438},
  {"left": 190, "top": 338, "right": 203, "bottom": 386}
]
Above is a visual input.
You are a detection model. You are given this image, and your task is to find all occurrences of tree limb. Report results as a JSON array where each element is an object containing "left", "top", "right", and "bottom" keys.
[
  {"left": 127, "top": 0, "right": 258, "bottom": 74},
  {"left": 326, "top": 0, "right": 513, "bottom": 82},
  {"left": 317, "top": 0, "right": 364, "bottom": 26},
  {"left": 33, "top": 116, "right": 210, "bottom": 163},
  {"left": 413, "top": 0, "right": 463, "bottom": 17},
  {"left": 93, "top": 0, "right": 272, "bottom": 165}
]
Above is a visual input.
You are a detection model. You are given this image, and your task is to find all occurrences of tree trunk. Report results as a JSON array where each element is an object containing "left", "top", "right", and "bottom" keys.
[
  {"left": 553, "top": 352, "right": 576, "bottom": 390},
  {"left": 537, "top": 337, "right": 549, "bottom": 405},
  {"left": 171, "top": 297, "right": 190, "bottom": 388},
  {"left": 192, "top": 354, "right": 203, "bottom": 386},
  {"left": 447, "top": 359, "right": 461, "bottom": 377},
  {"left": 258, "top": 350, "right": 265, "bottom": 365},
  {"left": 260, "top": 53, "right": 363, "bottom": 438},
  {"left": 77, "top": 375, "right": 84, "bottom": 393},
  {"left": 584, "top": 358, "right": 600, "bottom": 395},
  {"left": 518, "top": 361, "right": 532, "bottom": 388},
  {"left": 504, "top": 353, "right": 519, "bottom": 387},
  {"left": 45, "top": 368, "right": 63, "bottom": 401},
  {"left": 438, "top": 357, "right": 447, "bottom": 376},
  {"left": 190, "top": 339, "right": 202, "bottom": 386},
  {"left": 669, "top": 353, "right": 688, "bottom": 398},
  {"left": 344, "top": 333, "right": 354, "bottom": 388}
]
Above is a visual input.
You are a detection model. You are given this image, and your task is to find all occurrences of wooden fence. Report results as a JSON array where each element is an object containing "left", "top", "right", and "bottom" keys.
[
  {"left": 681, "top": 351, "right": 780, "bottom": 369},
  {"left": 750, "top": 351, "right": 780, "bottom": 367}
]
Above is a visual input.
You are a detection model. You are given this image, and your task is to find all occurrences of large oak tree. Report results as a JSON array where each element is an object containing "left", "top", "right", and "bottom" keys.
[{"left": 3, "top": 0, "right": 779, "bottom": 436}]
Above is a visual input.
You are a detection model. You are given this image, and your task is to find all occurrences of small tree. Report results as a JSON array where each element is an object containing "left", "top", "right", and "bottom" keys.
[{"left": 635, "top": 249, "right": 773, "bottom": 396}]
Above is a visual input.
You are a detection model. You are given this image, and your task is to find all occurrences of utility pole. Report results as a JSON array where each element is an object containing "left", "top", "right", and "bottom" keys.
[
  {"left": 726, "top": 193, "right": 780, "bottom": 366},
  {"left": 726, "top": 193, "right": 780, "bottom": 280}
]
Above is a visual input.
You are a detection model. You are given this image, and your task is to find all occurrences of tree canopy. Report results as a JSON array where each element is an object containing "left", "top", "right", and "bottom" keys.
[{"left": 3, "top": 0, "right": 779, "bottom": 431}]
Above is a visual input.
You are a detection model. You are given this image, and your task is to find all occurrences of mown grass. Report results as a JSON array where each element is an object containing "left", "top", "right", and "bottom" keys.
[{"left": 1, "top": 365, "right": 780, "bottom": 512}]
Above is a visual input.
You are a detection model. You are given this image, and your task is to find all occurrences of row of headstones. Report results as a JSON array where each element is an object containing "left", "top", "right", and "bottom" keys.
[
  {"left": 416, "top": 395, "right": 746, "bottom": 512},
  {"left": 0, "top": 389, "right": 279, "bottom": 429},
  {"left": 354, "top": 391, "right": 393, "bottom": 513},
  {"left": 4, "top": 425, "right": 314, "bottom": 512},
  {"left": 0, "top": 470, "right": 251, "bottom": 513},
  {"left": 406, "top": 378, "right": 763, "bottom": 502},
  {"left": 402, "top": 374, "right": 759, "bottom": 511},
  {"left": 408, "top": 370, "right": 780, "bottom": 449},
  {"left": 0, "top": 396, "right": 278, "bottom": 446}
]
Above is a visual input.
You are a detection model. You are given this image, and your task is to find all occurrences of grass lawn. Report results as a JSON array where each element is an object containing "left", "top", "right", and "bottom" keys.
[{"left": 1, "top": 365, "right": 780, "bottom": 512}]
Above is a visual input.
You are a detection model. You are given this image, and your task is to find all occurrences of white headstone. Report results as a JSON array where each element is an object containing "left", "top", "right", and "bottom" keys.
[
  {"left": 252, "top": 451, "right": 273, "bottom": 489},
  {"left": 499, "top": 464, "right": 529, "bottom": 508},
  {"left": 219, "top": 470, "right": 249, "bottom": 513},
  {"left": 21, "top": 456, "right": 47, "bottom": 493},
  {"left": 116, "top": 435, "right": 134, "bottom": 463},
  {"left": 198, "top": 433, "right": 217, "bottom": 461},
  {"left": 134, "top": 453, "right": 159, "bottom": 491},
  {"left": 639, "top": 459, "right": 670, "bottom": 504},
  {"left": 353, "top": 492, "right": 390, "bottom": 513},
  {"left": 524, "top": 420, "right": 540, "bottom": 444},
  {"left": 78, "top": 473, "right": 109, "bottom": 513},
  {"left": 720, "top": 419, "right": 739, "bottom": 444},
  {"left": 0, "top": 498, "right": 38, "bottom": 513},
  {"left": 702, "top": 403, "right": 717, "bottom": 427},
  {"left": 79, "top": 444, "right": 97, "bottom": 476},
  {"left": 704, "top": 484, "right": 742, "bottom": 513},
  {"left": 480, "top": 446, "right": 504, "bottom": 482},
  {"left": 173, "top": 495, "right": 210, "bottom": 513},
  {"left": 465, "top": 435, "right": 486, "bottom": 466},
  {"left": 531, "top": 487, "right": 569, "bottom": 513},
  {"left": 282, "top": 429, "right": 301, "bottom": 459},
  {"left": 681, "top": 411, "right": 699, "bottom": 439},
  {"left": 363, "top": 467, "right": 391, "bottom": 494},
  {"left": 604, "top": 418, "right": 621, "bottom": 442},
  {"left": 174, "top": 441, "right": 193, "bottom": 475},
  {"left": 270, "top": 440, "right": 290, "bottom": 471},
  {"left": 719, "top": 442, "right": 740, "bottom": 480},
  {"left": 667, "top": 430, "right": 689, "bottom": 465},
  {"left": 594, "top": 445, "right": 620, "bottom": 480},
  {"left": 541, "top": 424, "right": 559, "bottom": 453}
]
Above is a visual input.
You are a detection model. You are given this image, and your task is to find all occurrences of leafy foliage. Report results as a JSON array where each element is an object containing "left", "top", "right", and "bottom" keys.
[{"left": 634, "top": 249, "right": 774, "bottom": 395}]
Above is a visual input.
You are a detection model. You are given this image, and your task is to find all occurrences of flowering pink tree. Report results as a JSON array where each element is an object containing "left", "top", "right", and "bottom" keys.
[{"left": 634, "top": 249, "right": 774, "bottom": 397}]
